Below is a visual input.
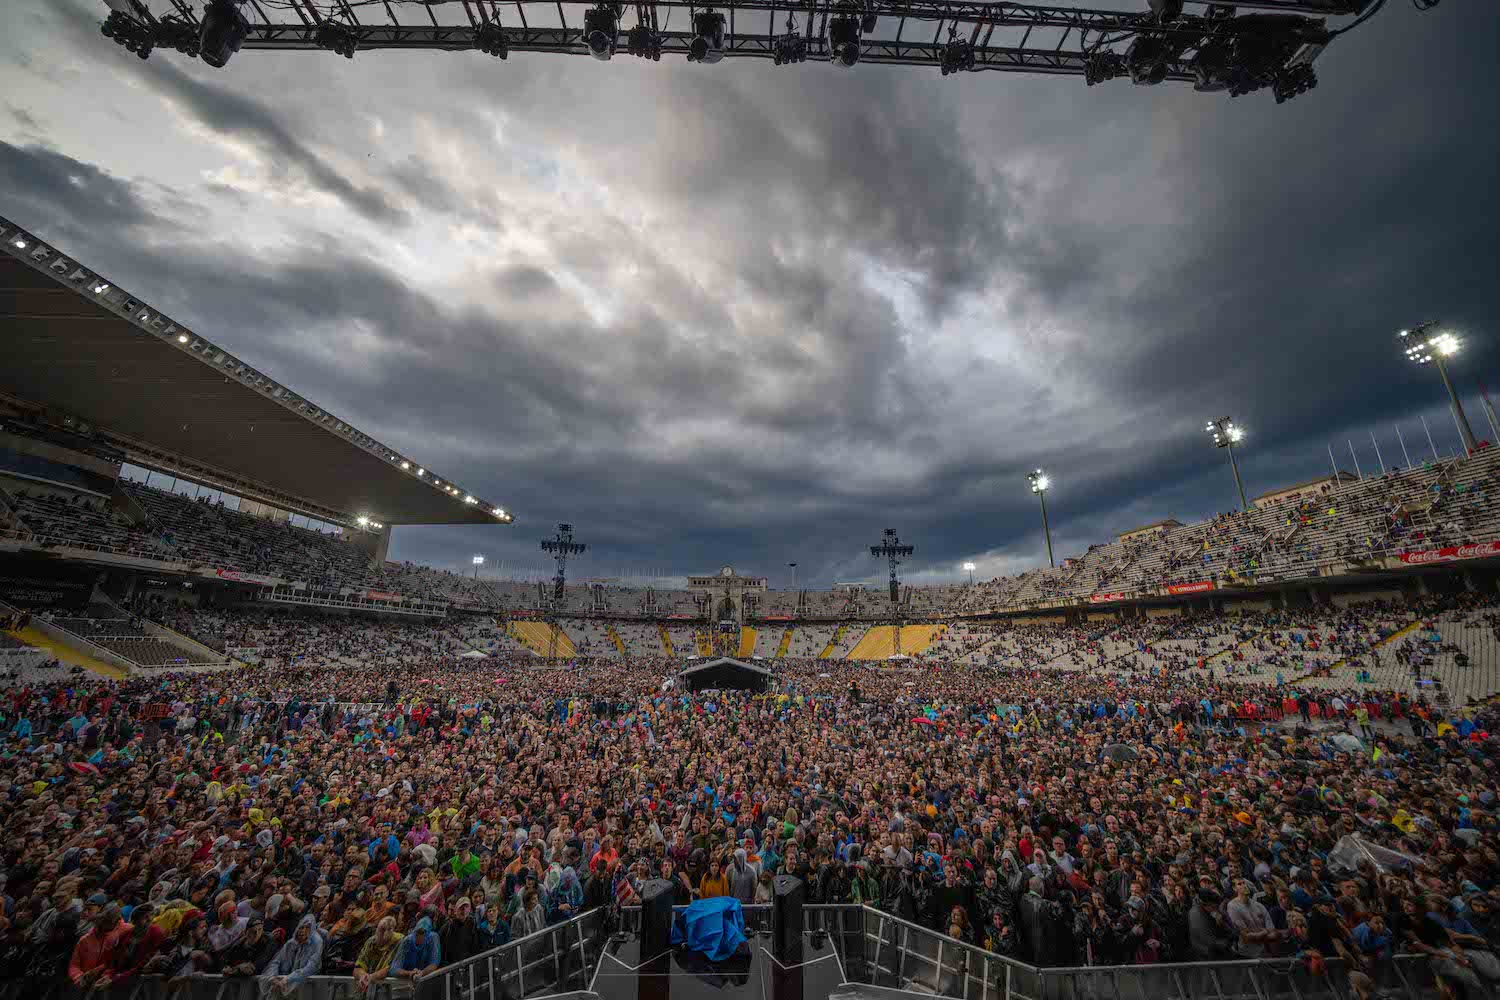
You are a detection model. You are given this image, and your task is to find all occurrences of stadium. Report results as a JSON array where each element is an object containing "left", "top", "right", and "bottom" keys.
[{"left": 3, "top": 0, "right": 1499, "bottom": 998}]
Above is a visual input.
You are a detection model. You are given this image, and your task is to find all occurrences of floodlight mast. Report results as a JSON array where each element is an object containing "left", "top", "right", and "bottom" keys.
[
  {"left": 92, "top": 0, "right": 1380, "bottom": 104},
  {"left": 1401, "top": 322, "right": 1477, "bottom": 456},
  {"left": 1207, "top": 417, "right": 1248, "bottom": 511},
  {"left": 963, "top": 561, "right": 977, "bottom": 586},
  {"left": 870, "top": 528, "right": 915, "bottom": 655},
  {"left": 540, "top": 523, "right": 587, "bottom": 658},
  {"left": 1028, "top": 470, "right": 1055, "bottom": 568}
]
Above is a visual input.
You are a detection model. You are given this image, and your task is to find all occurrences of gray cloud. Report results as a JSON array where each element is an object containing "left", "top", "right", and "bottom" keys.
[{"left": 0, "top": 0, "right": 1495, "bottom": 586}]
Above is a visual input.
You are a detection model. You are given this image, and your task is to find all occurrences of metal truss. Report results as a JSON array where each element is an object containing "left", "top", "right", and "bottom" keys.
[{"left": 100, "top": 0, "right": 1369, "bottom": 99}]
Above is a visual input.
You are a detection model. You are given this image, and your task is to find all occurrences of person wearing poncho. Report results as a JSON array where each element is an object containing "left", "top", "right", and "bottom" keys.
[{"left": 259, "top": 913, "right": 322, "bottom": 996}]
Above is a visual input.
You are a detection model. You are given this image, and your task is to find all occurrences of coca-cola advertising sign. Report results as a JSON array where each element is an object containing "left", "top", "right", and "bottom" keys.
[
  {"left": 1089, "top": 592, "right": 1127, "bottom": 604},
  {"left": 1398, "top": 540, "right": 1500, "bottom": 565},
  {"left": 1166, "top": 581, "right": 1215, "bottom": 595}
]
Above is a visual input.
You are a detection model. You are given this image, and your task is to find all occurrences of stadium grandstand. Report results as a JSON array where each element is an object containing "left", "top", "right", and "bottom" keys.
[{"left": 3, "top": 218, "right": 1500, "bottom": 1000}]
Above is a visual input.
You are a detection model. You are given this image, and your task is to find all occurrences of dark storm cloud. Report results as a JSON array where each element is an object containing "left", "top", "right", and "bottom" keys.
[{"left": 1, "top": 0, "right": 1496, "bottom": 585}]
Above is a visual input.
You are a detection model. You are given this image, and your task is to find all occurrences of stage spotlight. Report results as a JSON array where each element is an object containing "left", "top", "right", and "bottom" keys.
[
  {"left": 939, "top": 37, "right": 974, "bottom": 75},
  {"left": 316, "top": 21, "right": 359, "bottom": 58},
  {"left": 199, "top": 0, "right": 249, "bottom": 68},
  {"left": 626, "top": 23, "right": 662, "bottom": 59},
  {"left": 476, "top": 22, "right": 509, "bottom": 58},
  {"left": 583, "top": 5, "right": 621, "bottom": 61},
  {"left": 827, "top": 13, "right": 861, "bottom": 67},
  {"left": 688, "top": 9, "right": 725, "bottom": 63},
  {"left": 1126, "top": 35, "right": 1170, "bottom": 85}
]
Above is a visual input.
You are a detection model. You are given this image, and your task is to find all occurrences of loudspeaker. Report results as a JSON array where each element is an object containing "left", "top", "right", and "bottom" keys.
[
  {"left": 771, "top": 874, "right": 804, "bottom": 961},
  {"left": 640, "top": 878, "right": 675, "bottom": 958}
]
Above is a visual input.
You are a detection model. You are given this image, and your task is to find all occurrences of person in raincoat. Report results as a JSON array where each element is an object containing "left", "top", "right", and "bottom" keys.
[
  {"left": 259, "top": 913, "right": 323, "bottom": 997},
  {"left": 390, "top": 916, "right": 442, "bottom": 979}
]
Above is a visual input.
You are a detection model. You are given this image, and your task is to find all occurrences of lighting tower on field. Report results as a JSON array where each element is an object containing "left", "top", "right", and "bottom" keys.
[
  {"left": 1401, "top": 322, "right": 1477, "bottom": 456},
  {"left": 870, "top": 528, "right": 914, "bottom": 656},
  {"left": 1206, "top": 417, "right": 1248, "bottom": 511},
  {"left": 540, "top": 523, "right": 586, "bottom": 658},
  {"left": 1027, "top": 470, "right": 1054, "bottom": 568},
  {"left": 963, "top": 561, "right": 977, "bottom": 586}
]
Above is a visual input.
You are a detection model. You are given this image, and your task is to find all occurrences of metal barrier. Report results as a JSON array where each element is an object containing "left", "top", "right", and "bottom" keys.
[{"left": 418, "top": 905, "right": 608, "bottom": 1000}]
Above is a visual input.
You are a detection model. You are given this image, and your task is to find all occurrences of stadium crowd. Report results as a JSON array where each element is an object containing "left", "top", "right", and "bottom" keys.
[{"left": 0, "top": 597, "right": 1497, "bottom": 1000}]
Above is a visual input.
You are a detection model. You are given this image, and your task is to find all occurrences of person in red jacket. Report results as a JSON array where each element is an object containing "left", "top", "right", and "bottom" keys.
[{"left": 68, "top": 903, "right": 133, "bottom": 987}]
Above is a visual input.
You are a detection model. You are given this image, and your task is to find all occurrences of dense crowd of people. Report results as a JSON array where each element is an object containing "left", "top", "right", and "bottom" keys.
[{"left": 1, "top": 596, "right": 1497, "bottom": 1000}]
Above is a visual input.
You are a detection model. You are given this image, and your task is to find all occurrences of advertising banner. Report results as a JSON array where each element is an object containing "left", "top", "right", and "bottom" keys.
[
  {"left": 1166, "top": 580, "right": 1215, "bottom": 595},
  {"left": 212, "top": 568, "right": 279, "bottom": 586},
  {"left": 364, "top": 590, "right": 403, "bottom": 602},
  {"left": 1089, "top": 592, "right": 1128, "bottom": 604},
  {"left": 1398, "top": 540, "right": 1500, "bottom": 565}
]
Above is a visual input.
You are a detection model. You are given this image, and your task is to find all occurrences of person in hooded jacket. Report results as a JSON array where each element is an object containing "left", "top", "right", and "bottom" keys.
[
  {"left": 390, "top": 915, "right": 441, "bottom": 978},
  {"left": 258, "top": 913, "right": 323, "bottom": 997}
]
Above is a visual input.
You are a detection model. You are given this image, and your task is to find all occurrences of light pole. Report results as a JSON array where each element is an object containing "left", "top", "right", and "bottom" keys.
[
  {"left": 472, "top": 554, "right": 484, "bottom": 579},
  {"left": 1206, "top": 417, "right": 1248, "bottom": 511},
  {"left": 1027, "top": 470, "right": 1054, "bottom": 568},
  {"left": 1401, "top": 322, "right": 1477, "bottom": 456},
  {"left": 962, "top": 561, "right": 976, "bottom": 586},
  {"left": 789, "top": 562, "right": 798, "bottom": 590}
]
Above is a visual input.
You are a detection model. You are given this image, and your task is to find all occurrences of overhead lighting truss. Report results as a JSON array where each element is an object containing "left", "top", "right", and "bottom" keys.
[{"left": 95, "top": 0, "right": 1393, "bottom": 101}]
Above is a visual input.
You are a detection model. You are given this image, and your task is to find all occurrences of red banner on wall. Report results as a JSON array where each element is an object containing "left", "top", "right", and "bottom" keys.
[
  {"left": 1166, "top": 581, "right": 1215, "bottom": 595},
  {"left": 761, "top": 615, "right": 794, "bottom": 621},
  {"left": 1089, "top": 592, "right": 1128, "bottom": 604},
  {"left": 364, "top": 590, "right": 403, "bottom": 602},
  {"left": 1398, "top": 540, "right": 1500, "bottom": 565}
]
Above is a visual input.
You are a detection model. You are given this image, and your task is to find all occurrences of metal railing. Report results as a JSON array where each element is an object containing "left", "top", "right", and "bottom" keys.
[{"left": 418, "top": 904, "right": 609, "bottom": 1000}]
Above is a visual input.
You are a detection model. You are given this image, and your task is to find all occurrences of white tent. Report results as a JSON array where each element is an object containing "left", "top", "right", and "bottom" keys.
[{"left": 458, "top": 649, "right": 489, "bottom": 659}]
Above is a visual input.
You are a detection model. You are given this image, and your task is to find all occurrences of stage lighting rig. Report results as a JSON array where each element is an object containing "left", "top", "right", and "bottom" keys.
[
  {"left": 939, "top": 33, "right": 975, "bottom": 76},
  {"left": 476, "top": 22, "right": 509, "bottom": 58},
  {"left": 316, "top": 21, "right": 359, "bottom": 59},
  {"left": 198, "top": 0, "right": 249, "bottom": 68},
  {"left": 627, "top": 23, "right": 663, "bottom": 60},
  {"left": 584, "top": 4, "right": 622, "bottom": 61},
  {"left": 773, "top": 15, "right": 807, "bottom": 65},
  {"left": 826, "top": 2, "right": 872, "bottom": 68},
  {"left": 101, "top": 10, "right": 156, "bottom": 59},
  {"left": 687, "top": 9, "right": 726, "bottom": 64}
]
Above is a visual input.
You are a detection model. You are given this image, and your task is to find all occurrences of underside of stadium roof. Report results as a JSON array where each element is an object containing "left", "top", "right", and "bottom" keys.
[{"left": 0, "top": 216, "right": 512, "bottom": 529}]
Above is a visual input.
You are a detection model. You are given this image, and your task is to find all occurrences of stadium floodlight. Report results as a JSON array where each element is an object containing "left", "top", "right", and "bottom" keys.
[
  {"left": 93, "top": 284, "right": 110, "bottom": 294},
  {"left": 1026, "top": 469, "right": 1054, "bottom": 568},
  {"left": 962, "top": 561, "right": 977, "bottom": 585},
  {"left": 1206, "top": 416, "right": 1248, "bottom": 510},
  {"left": 583, "top": 4, "right": 621, "bottom": 61},
  {"left": 464, "top": 495, "right": 477, "bottom": 504},
  {"left": 199, "top": 0, "right": 250, "bottom": 69},
  {"left": 1401, "top": 321, "right": 1477, "bottom": 455},
  {"left": 357, "top": 515, "right": 370, "bottom": 527},
  {"left": 687, "top": 9, "right": 726, "bottom": 63},
  {"left": 13, "top": 239, "right": 26, "bottom": 249},
  {"left": 400, "top": 461, "right": 410, "bottom": 470},
  {"left": 472, "top": 554, "right": 485, "bottom": 579},
  {"left": 177, "top": 334, "right": 188, "bottom": 343},
  {"left": 493, "top": 507, "right": 506, "bottom": 517}
]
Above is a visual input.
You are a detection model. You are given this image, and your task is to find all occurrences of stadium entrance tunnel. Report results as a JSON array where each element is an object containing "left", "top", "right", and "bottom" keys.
[{"left": 676, "top": 656, "right": 771, "bottom": 693}]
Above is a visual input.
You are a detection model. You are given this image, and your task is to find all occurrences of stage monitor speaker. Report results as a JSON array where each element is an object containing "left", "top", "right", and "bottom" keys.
[
  {"left": 640, "top": 877, "right": 675, "bottom": 957},
  {"left": 772, "top": 874, "right": 805, "bottom": 960}
]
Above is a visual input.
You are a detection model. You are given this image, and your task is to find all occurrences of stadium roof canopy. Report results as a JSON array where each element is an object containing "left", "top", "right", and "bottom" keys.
[{"left": 0, "top": 216, "right": 513, "bottom": 529}]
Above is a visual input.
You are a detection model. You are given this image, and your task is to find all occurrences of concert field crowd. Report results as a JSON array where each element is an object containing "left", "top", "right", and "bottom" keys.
[{"left": 1, "top": 596, "right": 1497, "bottom": 1000}]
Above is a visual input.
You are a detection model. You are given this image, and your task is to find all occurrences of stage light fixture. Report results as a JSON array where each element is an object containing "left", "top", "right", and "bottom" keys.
[
  {"left": 177, "top": 334, "right": 189, "bottom": 343},
  {"left": 583, "top": 5, "right": 621, "bottom": 61},
  {"left": 939, "top": 37, "right": 974, "bottom": 75},
  {"left": 357, "top": 515, "right": 370, "bottom": 527},
  {"left": 627, "top": 23, "right": 662, "bottom": 60},
  {"left": 1126, "top": 35, "right": 1170, "bottom": 85},
  {"left": 400, "top": 461, "right": 410, "bottom": 470},
  {"left": 315, "top": 21, "right": 359, "bottom": 59},
  {"left": 687, "top": 9, "right": 726, "bottom": 63},
  {"left": 772, "top": 16, "right": 807, "bottom": 65},
  {"left": 476, "top": 22, "right": 509, "bottom": 59},
  {"left": 199, "top": 0, "right": 249, "bottom": 69},
  {"left": 827, "top": 13, "right": 861, "bottom": 68}
]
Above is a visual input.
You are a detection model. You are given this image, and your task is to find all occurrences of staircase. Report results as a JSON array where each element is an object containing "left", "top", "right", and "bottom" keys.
[
  {"left": 657, "top": 623, "right": 674, "bottom": 657},
  {"left": 776, "top": 628, "right": 794, "bottom": 658},
  {"left": 737, "top": 626, "right": 757, "bottom": 657},
  {"left": 819, "top": 624, "right": 848, "bottom": 659},
  {"left": 694, "top": 629, "right": 712, "bottom": 656},
  {"left": 606, "top": 624, "right": 627, "bottom": 656}
]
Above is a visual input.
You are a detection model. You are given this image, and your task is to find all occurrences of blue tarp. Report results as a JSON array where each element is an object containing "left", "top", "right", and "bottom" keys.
[{"left": 670, "top": 897, "right": 747, "bottom": 962}]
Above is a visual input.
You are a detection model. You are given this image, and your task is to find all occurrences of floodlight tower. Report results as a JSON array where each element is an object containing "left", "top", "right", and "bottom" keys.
[
  {"left": 870, "top": 528, "right": 914, "bottom": 655},
  {"left": 1401, "top": 322, "right": 1477, "bottom": 456},
  {"left": 1206, "top": 417, "right": 1248, "bottom": 511},
  {"left": 1027, "top": 470, "right": 1054, "bottom": 568},
  {"left": 963, "top": 561, "right": 977, "bottom": 586},
  {"left": 540, "top": 523, "right": 587, "bottom": 658},
  {"left": 472, "top": 554, "right": 484, "bottom": 580}
]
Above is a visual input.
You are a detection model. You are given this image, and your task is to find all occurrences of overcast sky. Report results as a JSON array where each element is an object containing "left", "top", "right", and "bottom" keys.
[{"left": 3, "top": 0, "right": 1496, "bottom": 589}]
